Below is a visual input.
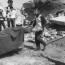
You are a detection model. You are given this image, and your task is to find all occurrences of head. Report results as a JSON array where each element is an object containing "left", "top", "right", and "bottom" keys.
[
  {"left": 8, "top": 0, "right": 13, "bottom": 3},
  {"left": 35, "top": 13, "right": 39, "bottom": 17},
  {"left": 8, "top": 0, "right": 13, "bottom": 7},
  {"left": 34, "top": 8, "right": 39, "bottom": 14}
]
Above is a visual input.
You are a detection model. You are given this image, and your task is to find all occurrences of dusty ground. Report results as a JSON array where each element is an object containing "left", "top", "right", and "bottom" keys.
[
  {"left": 0, "top": 32, "right": 65, "bottom": 65},
  {"left": 1, "top": 1, "right": 65, "bottom": 65},
  {"left": 0, "top": 33, "right": 55, "bottom": 65}
]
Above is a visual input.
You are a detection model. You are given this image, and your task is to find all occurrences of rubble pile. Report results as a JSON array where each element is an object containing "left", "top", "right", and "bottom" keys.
[
  {"left": 41, "top": 28, "right": 62, "bottom": 43},
  {"left": 41, "top": 27, "right": 65, "bottom": 64}
]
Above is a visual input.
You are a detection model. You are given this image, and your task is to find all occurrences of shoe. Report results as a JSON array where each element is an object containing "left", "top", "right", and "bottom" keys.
[
  {"left": 42, "top": 47, "right": 46, "bottom": 51},
  {"left": 34, "top": 48, "right": 40, "bottom": 51},
  {"left": 37, "top": 47, "right": 40, "bottom": 50}
]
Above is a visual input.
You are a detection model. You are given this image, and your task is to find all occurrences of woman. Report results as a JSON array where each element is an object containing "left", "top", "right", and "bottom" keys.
[{"left": 32, "top": 13, "right": 47, "bottom": 50}]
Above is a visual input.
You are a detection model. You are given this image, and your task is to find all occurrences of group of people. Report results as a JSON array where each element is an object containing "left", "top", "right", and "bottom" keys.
[
  {"left": 0, "top": 0, "right": 49, "bottom": 51},
  {"left": 0, "top": 0, "right": 16, "bottom": 31}
]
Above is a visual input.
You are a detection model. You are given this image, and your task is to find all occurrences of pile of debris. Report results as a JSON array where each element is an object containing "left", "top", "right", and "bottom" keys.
[
  {"left": 40, "top": 27, "right": 65, "bottom": 43},
  {"left": 41, "top": 27, "right": 65, "bottom": 64}
]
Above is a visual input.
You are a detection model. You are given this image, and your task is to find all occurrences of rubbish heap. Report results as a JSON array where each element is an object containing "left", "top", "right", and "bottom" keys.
[
  {"left": 41, "top": 27, "right": 64, "bottom": 44},
  {"left": 41, "top": 26, "right": 65, "bottom": 64}
]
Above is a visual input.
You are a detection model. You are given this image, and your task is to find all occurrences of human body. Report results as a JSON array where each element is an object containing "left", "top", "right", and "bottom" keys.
[
  {"left": 6, "top": 7, "right": 16, "bottom": 27},
  {"left": 0, "top": 8, "right": 6, "bottom": 31},
  {"left": 32, "top": 14, "right": 47, "bottom": 50}
]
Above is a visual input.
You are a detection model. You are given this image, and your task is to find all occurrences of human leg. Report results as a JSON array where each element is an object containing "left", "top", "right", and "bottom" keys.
[
  {"left": 7, "top": 18, "right": 10, "bottom": 27},
  {"left": 0, "top": 21, "right": 2, "bottom": 31},
  {"left": 1, "top": 20, "right": 6, "bottom": 29},
  {"left": 35, "top": 30, "right": 42, "bottom": 50},
  {"left": 11, "top": 19, "right": 15, "bottom": 27},
  {"left": 37, "top": 36, "right": 46, "bottom": 50}
]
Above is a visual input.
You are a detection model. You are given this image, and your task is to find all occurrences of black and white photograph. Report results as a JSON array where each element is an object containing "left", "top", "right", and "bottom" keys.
[{"left": 0, "top": 0, "right": 65, "bottom": 65}]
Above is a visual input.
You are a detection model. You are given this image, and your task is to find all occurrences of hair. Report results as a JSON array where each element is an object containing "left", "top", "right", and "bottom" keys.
[
  {"left": 8, "top": 0, "right": 13, "bottom": 3},
  {"left": 35, "top": 13, "right": 39, "bottom": 17}
]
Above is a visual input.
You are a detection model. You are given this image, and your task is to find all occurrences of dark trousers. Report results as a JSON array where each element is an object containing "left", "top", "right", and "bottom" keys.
[
  {"left": 0, "top": 20, "right": 6, "bottom": 31},
  {"left": 35, "top": 30, "right": 46, "bottom": 50},
  {"left": 35, "top": 30, "right": 42, "bottom": 50},
  {"left": 7, "top": 18, "right": 15, "bottom": 28}
]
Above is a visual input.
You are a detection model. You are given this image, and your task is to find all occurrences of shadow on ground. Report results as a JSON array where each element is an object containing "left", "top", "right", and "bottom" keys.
[
  {"left": 0, "top": 48, "right": 22, "bottom": 59},
  {"left": 0, "top": 42, "right": 36, "bottom": 59},
  {"left": 41, "top": 54, "right": 65, "bottom": 65},
  {"left": 24, "top": 45, "right": 36, "bottom": 50}
]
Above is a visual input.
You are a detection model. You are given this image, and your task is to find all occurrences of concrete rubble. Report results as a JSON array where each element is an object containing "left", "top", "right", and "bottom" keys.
[{"left": 0, "top": 1, "right": 65, "bottom": 65}]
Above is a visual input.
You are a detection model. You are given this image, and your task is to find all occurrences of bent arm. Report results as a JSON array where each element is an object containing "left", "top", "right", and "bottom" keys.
[{"left": 23, "top": 27, "right": 32, "bottom": 33}]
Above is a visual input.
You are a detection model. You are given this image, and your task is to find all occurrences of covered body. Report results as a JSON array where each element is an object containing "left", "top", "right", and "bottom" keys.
[{"left": 0, "top": 27, "right": 30, "bottom": 55}]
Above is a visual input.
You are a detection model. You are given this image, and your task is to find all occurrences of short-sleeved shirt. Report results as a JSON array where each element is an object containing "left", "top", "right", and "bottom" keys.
[
  {"left": 6, "top": 7, "right": 17, "bottom": 19},
  {"left": 10, "top": 9, "right": 17, "bottom": 19}
]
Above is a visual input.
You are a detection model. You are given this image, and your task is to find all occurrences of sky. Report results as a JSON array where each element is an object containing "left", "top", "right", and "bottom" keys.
[{"left": 0, "top": 0, "right": 30, "bottom": 8}]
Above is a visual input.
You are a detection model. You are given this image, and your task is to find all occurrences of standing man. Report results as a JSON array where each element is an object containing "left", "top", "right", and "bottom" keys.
[
  {"left": 6, "top": 0, "right": 13, "bottom": 28},
  {"left": 9, "top": 7, "right": 16, "bottom": 27},
  {"left": 6, "top": 7, "right": 11, "bottom": 27},
  {"left": 0, "top": 9, "right": 6, "bottom": 31},
  {"left": 6, "top": 0, "right": 16, "bottom": 27}
]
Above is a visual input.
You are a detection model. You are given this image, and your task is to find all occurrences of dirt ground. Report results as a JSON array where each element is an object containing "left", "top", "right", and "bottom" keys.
[
  {"left": 0, "top": 33, "right": 55, "bottom": 65},
  {"left": 0, "top": 33, "right": 65, "bottom": 65},
  {"left": 1, "top": 0, "right": 65, "bottom": 65}
]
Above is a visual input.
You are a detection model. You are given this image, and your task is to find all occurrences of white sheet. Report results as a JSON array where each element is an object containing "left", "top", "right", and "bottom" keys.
[{"left": 51, "top": 16, "right": 65, "bottom": 22}]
